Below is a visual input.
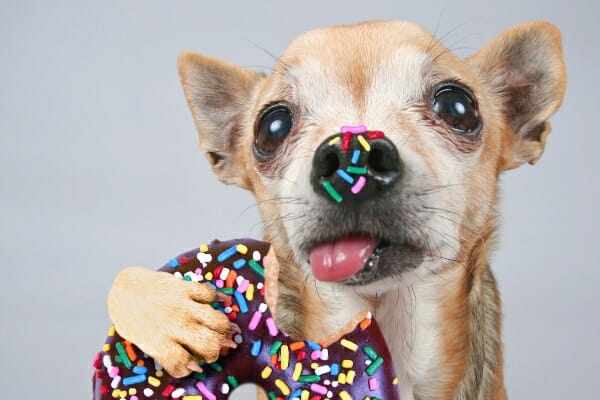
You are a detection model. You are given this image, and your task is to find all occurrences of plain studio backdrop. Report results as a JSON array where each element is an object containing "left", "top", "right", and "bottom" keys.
[{"left": 1, "top": 0, "right": 598, "bottom": 398}]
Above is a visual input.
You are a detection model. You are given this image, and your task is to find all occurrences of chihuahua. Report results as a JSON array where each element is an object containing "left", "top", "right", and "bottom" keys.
[{"left": 107, "top": 21, "right": 566, "bottom": 400}]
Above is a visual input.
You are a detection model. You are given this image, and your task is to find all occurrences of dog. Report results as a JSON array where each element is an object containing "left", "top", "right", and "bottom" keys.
[{"left": 107, "top": 20, "right": 566, "bottom": 400}]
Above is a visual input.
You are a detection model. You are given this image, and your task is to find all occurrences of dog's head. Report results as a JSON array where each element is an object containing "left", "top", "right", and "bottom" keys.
[{"left": 178, "top": 21, "right": 566, "bottom": 292}]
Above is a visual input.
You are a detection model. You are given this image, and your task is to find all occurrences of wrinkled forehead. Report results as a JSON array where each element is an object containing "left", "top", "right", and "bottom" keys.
[{"left": 256, "top": 21, "right": 478, "bottom": 120}]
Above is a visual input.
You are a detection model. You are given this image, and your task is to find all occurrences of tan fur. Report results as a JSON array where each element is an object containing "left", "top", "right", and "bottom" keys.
[{"left": 108, "top": 20, "right": 566, "bottom": 399}]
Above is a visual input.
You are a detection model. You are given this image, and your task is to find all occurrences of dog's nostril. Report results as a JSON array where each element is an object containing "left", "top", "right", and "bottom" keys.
[{"left": 315, "top": 149, "right": 340, "bottom": 179}]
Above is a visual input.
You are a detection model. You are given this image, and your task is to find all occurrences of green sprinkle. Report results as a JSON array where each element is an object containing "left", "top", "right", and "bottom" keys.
[
  {"left": 268, "top": 390, "right": 277, "bottom": 400},
  {"left": 217, "top": 287, "right": 234, "bottom": 295},
  {"left": 115, "top": 342, "right": 132, "bottom": 369},
  {"left": 321, "top": 181, "right": 343, "bottom": 203},
  {"left": 192, "top": 372, "right": 207, "bottom": 381},
  {"left": 248, "top": 260, "right": 265, "bottom": 277},
  {"left": 298, "top": 374, "right": 321, "bottom": 383},
  {"left": 114, "top": 355, "right": 123, "bottom": 363},
  {"left": 210, "top": 301, "right": 220, "bottom": 308},
  {"left": 209, "top": 362, "right": 223, "bottom": 372},
  {"left": 363, "top": 345, "right": 378, "bottom": 360},
  {"left": 183, "top": 275, "right": 192, "bottom": 281},
  {"left": 366, "top": 356, "right": 384, "bottom": 376},
  {"left": 346, "top": 166, "right": 367, "bottom": 174},
  {"left": 269, "top": 340, "right": 283, "bottom": 355},
  {"left": 227, "top": 375, "right": 239, "bottom": 388}
]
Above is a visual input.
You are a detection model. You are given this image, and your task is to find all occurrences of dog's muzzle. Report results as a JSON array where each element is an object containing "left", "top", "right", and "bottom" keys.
[{"left": 311, "top": 125, "right": 402, "bottom": 204}]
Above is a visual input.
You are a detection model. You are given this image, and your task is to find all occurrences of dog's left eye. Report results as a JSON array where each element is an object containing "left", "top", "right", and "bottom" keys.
[
  {"left": 254, "top": 104, "right": 293, "bottom": 157},
  {"left": 432, "top": 84, "right": 482, "bottom": 134}
]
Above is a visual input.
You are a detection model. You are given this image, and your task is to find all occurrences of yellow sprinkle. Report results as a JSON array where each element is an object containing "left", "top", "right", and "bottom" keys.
[
  {"left": 328, "top": 136, "right": 341, "bottom": 146},
  {"left": 205, "top": 271, "right": 213, "bottom": 280},
  {"left": 148, "top": 376, "right": 160, "bottom": 387},
  {"left": 338, "top": 372, "right": 346, "bottom": 384},
  {"left": 357, "top": 135, "right": 371, "bottom": 151},
  {"left": 200, "top": 244, "right": 208, "bottom": 252},
  {"left": 280, "top": 344, "right": 290, "bottom": 370},
  {"left": 128, "top": 388, "right": 137, "bottom": 395},
  {"left": 236, "top": 244, "right": 248, "bottom": 254},
  {"left": 121, "top": 390, "right": 129, "bottom": 398},
  {"left": 183, "top": 396, "right": 203, "bottom": 400},
  {"left": 155, "top": 370, "right": 163, "bottom": 377},
  {"left": 275, "top": 379, "right": 291, "bottom": 396},
  {"left": 339, "top": 390, "right": 353, "bottom": 400},
  {"left": 340, "top": 339, "right": 358, "bottom": 351},
  {"left": 108, "top": 325, "right": 115, "bottom": 336},
  {"left": 111, "top": 389, "right": 120, "bottom": 398},
  {"left": 311, "top": 362, "right": 319, "bottom": 370},
  {"left": 301, "top": 389, "right": 310, "bottom": 400},
  {"left": 341, "top": 359, "right": 353, "bottom": 368},
  {"left": 102, "top": 344, "right": 110, "bottom": 352},
  {"left": 346, "top": 369, "right": 356, "bottom": 384},
  {"left": 393, "top": 377, "right": 399, "bottom": 385},
  {"left": 293, "top": 362, "right": 302, "bottom": 381},
  {"left": 261, "top": 366, "right": 273, "bottom": 379},
  {"left": 246, "top": 284, "right": 254, "bottom": 301}
]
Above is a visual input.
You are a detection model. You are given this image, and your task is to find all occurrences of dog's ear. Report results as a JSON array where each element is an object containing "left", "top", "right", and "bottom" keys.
[
  {"left": 469, "top": 22, "right": 566, "bottom": 169},
  {"left": 178, "top": 52, "right": 264, "bottom": 189}
]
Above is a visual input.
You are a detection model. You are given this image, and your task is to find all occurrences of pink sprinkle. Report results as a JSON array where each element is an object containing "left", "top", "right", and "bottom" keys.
[
  {"left": 265, "top": 317, "right": 279, "bottom": 336},
  {"left": 196, "top": 382, "right": 216, "bottom": 400},
  {"left": 130, "top": 397, "right": 138, "bottom": 400},
  {"left": 369, "top": 377, "right": 378, "bottom": 391},
  {"left": 310, "top": 383, "right": 328, "bottom": 395},
  {"left": 341, "top": 124, "right": 367, "bottom": 134},
  {"left": 108, "top": 366, "right": 119, "bottom": 378},
  {"left": 248, "top": 311, "right": 262, "bottom": 330},
  {"left": 237, "top": 279, "right": 250, "bottom": 293},
  {"left": 351, "top": 176, "right": 367, "bottom": 194},
  {"left": 194, "top": 268, "right": 203, "bottom": 275},
  {"left": 216, "top": 279, "right": 224, "bottom": 288},
  {"left": 310, "top": 350, "right": 322, "bottom": 361}
]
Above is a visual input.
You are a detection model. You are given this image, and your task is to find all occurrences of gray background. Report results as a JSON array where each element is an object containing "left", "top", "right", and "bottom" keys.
[{"left": 1, "top": 0, "right": 598, "bottom": 398}]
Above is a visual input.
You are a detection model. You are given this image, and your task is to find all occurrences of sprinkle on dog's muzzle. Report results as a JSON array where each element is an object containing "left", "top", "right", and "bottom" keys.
[{"left": 311, "top": 125, "right": 402, "bottom": 204}]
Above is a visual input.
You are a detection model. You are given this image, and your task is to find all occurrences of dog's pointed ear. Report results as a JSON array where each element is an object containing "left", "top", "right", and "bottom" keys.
[
  {"left": 469, "top": 22, "right": 566, "bottom": 169},
  {"left": 178, "top": 52, "right": 264, "bottom": 189}
]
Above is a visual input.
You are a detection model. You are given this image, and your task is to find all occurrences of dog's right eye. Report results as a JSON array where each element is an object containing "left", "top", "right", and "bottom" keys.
[{"left": 254, "top": 104, "right": 293, "bottom": 158}]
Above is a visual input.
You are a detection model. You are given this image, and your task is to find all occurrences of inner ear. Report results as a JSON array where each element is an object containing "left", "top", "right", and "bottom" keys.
[
  {"left": 178, "top": 52, "right": 265, "bottom": 189},
  {"left": 469, "top": 22, "right": 567, "bottom": 169}
]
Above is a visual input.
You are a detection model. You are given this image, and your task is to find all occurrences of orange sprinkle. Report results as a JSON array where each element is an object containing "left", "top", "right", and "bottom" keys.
[
  {"left": 136, "top": 360, "right": 145, "bottom": 367},
  {"left": 232, "top": 304, "right": 240, "bottom": 313},
  {"left": 270, "top": 354, "right": 278, "bottom": 365},
  {"left": 125, "top": 343, "right": 137, "bottom": 362},
  {"left": 360, "top": 318, "right": 372, "bottom": 330},
  {"left": 225, "top": 270, "right": 238, "bottom": 288},
  {"left": 290, "top": 341, "right": 305, "bottom": 351}
]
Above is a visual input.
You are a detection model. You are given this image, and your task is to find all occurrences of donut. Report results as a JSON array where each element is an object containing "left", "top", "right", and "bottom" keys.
[{"left": 92, "top": 239, "right": 400, "bottom": 399}]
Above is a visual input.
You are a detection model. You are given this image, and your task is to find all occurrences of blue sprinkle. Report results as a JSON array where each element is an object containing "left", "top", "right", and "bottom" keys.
[
  {"left": 168, "top": 258, "right": 179, "bottom": 268},
  {"left": 330, "top": 363, "right": 340, "bottom": 376},
  {"left": 233, "top": 259, "right": 246, "bottom": 270},
  {"left": 122, "top": 374, "right": 146, "bottom": 386},
  {"left": 305, "top": 340, "right": 321, "bottom": 351},
  {"left": 234, "top": 291, "right": 249, "bottom": 314},
  {"left": 251, "top": 340, "right": 262, "bottom": 357},
  {"left": 351, "top": 149, "right": 361, "bottom": 164},
  {"left": 218, "top": 245, "right": 238, "bottom": 263},
  {"left": 289, "top": 388, "right": 302, "bottom": 400},
  {"left": 133, "top": 366, "right": 147, "bottom": 375},
  {"left": 336, "top": 169, "right": 355, "bottom": 184},
  {"left": 205, "top": 282, "right": 217, "bottom": 290}
]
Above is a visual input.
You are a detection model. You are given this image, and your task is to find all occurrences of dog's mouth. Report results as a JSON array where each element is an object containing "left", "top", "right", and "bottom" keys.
[{"left": 309, "top": 235, "right": 393, "bottom": 282}]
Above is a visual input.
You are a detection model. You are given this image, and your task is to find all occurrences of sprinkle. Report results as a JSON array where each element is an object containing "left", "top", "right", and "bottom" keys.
[
  {"left": 346, "top": 369, "right": 356, "bottom": 384},
  {"left": 248, "top": 311, "right": 262, "bottom": 330},
  {"left": 306, "top": 340, "right": 321, "bottom": 351},
  {"left": 341, "top": 132, "right": 352, "bottom": 151},
  {"left": 339, "top": 390, "right": 353, "bottom": 400},
  {"left": 269, "top": 340, "right": 283, "bottom": 355},
  {"left": 336, "top": 169, "right": 355, "bottom": 184},
  {"left": 219, "top": 267, "right": 230, "bottom": 280},
  {"left": 182, "top": 397, "right": 201, "bottom": 400},
  {"left": 248, "top": 260, "right": 265, "bottom": 277},
  {"left": 225, "top": 270, "right": 237, "bottom": 288},
  {"left": 275, "top": 379, "right": 290, "bottom": 396},
  {"left": 168, "top": 258, "right": 179, "bottom": 267},
  {"left": 338, "top": 372, "right": 346, "bottom": 384},
  {"left": 366, "top": 357, "right": 384, "bottom": 376},
  {"left": 393, "top": 377, "right": 399, "bottom": 385},
  {"left": 217, "top": 246, "right": 237, "bottom": 263},
  {"left": 359, "top": 318, "right": 372, "bottom": 330},
  {"left": 351, "top": 149, "right": 361, "bottom": 164},
  {"left": 357, "top": 134, "right": 371, "bottom": 151},
  {"left": 233, "top": 291, "right": 248, "bottom": 313},
  {"left": 369, "top": 377, "right": 378, "bottom": 391},
  {"left": 293, "top": 362, "right": 302, "bottom": 381},
  {"left": 298, "top": 374, "right": 320, "bottom": 383},
  {"left": 252, "top": 250, "right": 261, "bottom": 261},
  {"left": 143, "top": 388, "right": 154, "bottom": 397},
  {"left": 320, "top": 348, "right": 329, "bottom": 361},
  {"left": 171, "top": 388, "right": 186, "bottom": 398},
  {"left": 132, "top": 366, "right": 147, "bottom": 375},
  {"left": 341, "top": 359, "right": 353, "bottom": 368},
  {"left": 280, "top": 344, "right": 290, "bottom": 370},
  {"left": 227, "top": 375, "right": 239, "bottom": 388},
  {"left": 196, "top": 381, "right": 216, "bottom": 400},
  {"left": 363, "top": 346, "right": 378, "bottom": 361},
  {"left": 340, "top": 125, "right": 367, "bottom": 134},
  {"left": 233, "top": 259, "right": 246, "bottom": 270},
  {"left": 289, "top": 388, "right": 302, "bottom": 400},
  {"left": 346, "top": 166, "right": 367, "bottom": 175},
  {"left": 236, "top": 244, "right": 248, "bottom": 254},
  {"left": 260, "top": 365, "right": 273, "bottom": 379},
  {"left": 108, "top": 326, "right": 116, "bottom": 336},
  {"left": 301, "top": 390, "right": 309, "bottom": 400},
  {"left": 147, "top": 376, "right": 160, "bottom": 387},
  {"left": 366, "top": 130, "right": 385, "bottom": 140},
  {"left": 328, "top": 136, "right": 341, "bottom": 146},
  {"left": 290, "top": 341, "right": 305, "bottom": 351},
  {"left": 310, "top": 383, "right": 328, "bottom": 395},
  {"left": 351, "top": 176, "right": 367, "bottom": 194},
  {"left": 321, "top": 181, "right": 343, "bottom": 203},
  {"left": 115, "top": 342, "right": 132, "bottom": 368},
  {"left": 330, "top": 363, "right": 340, "bottom": 376},
  {"left": 340, "top": 339, "right": 358, "bottom": 352},
  {"left": 251, "top": 340, "right": 262, "bottom": 357},
  {"left": 310, "top": 350, "right": 322, "bottom": 360},
  {"left": 220, "top": 383, "right": 230, "bottom": 395},
  {"left": 199, "top": 244, "right": 208, "bottom": 252},
  {"left": 258, "top": 303, "right": 268, "bottom": 313},
  {"left": 236, "top": 278, "right": 249, "bottom": 292},
  {"left": 209, "top": 362, "right": 223, "bottom": 372},
  {"left": 315, "top": 365, "right": 331, "bottom": 375},
  {"left": 110, "top": 376, "right": 121, "bottom": 389},
  {"left": 246, "top": 283, "right": 255, "bottom": 301}
]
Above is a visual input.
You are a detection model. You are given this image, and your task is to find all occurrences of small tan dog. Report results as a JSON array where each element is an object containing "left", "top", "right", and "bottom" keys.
[{"left": 108, "top": 21, "right": 566, "bottom": 399}]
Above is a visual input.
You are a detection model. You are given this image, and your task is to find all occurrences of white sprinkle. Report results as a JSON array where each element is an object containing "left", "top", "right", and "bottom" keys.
[
  {"left": 258, "top": 303, "right": 268, "bottom": 313},
  {"left": 233, "top": 334, "right": 243, "bottom": 344},
  {"left": 110, "top": 375, "right": 121, "bottom": 389},
  {"left": 221, "top": 383, "right": 230, "bottom": 394},
  {"left": 102, "top": 355, "right": 112, "bottom": 368},
  {"left": 236, "top": 276, "right": 244, "bottom": 285},
  {"left": 324, "top": 379, "right": 331, "bottom": 385},
  {"left": 143, "top": 388, "right": 154, "bottom": 397},
  {"left": 252, "top": 250, "right": 261, "bottom": 261},
  {"left": 315, "top": 365, "right": 331, "bottom": 375},
  {"left": 327, "top": 391, "right": 333, "bottom": 398},
  {"left": 332, "top": 381, "right": 339, "bottom": 387},
  {"left": 171, "top": 388, "right": 185, "bottom": 398},
  {"left": 173, "top": 271, "right": 183, "bottom": 279},
  {"left": 256, "top": 282, "right": 264, "bottom": 289},
  {"left": 224, "top": 306, "right": 233, "bottom": 313},
  {"left": 365, "top": 359, "right": 372, "bottom": 365},
  {"left": 219, "top": 268, "right": 230, "bottom": 280},
  {"left": 320, "top": 348, "right": 329, "bottom": 361}
]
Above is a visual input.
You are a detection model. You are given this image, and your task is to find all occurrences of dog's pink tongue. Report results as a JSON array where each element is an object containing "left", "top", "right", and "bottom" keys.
[{"left": 310, "top": 236, "right": 377, "bottom": 281}]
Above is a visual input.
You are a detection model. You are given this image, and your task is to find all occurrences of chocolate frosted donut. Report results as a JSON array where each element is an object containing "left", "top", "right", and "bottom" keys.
[{"left": 92, "top": 239, "right": 400, "bottom": 399}]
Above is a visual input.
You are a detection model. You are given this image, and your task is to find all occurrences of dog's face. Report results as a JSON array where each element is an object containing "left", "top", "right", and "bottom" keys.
[{"left": 179, "top": 21, "right": 565, "bottom": 292}]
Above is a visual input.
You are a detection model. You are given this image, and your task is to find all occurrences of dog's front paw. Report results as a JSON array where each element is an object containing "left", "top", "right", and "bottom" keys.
[{"left": 107, "top": 266, "right": 236, "bottom": 378}]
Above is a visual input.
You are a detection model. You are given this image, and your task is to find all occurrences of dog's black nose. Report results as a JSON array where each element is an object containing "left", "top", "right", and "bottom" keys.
[{"left": 311, "top": 127, "right": 402, "bottom": 204}]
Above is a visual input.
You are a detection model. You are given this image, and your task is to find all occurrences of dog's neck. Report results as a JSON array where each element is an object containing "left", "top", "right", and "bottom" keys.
[{"left": 269, "top": 230, "right": 504, "bottom": 400}]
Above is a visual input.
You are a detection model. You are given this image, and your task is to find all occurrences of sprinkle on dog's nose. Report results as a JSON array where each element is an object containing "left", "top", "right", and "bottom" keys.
[{"left": 311, "top": 126, "right": 402, "bottom": 204}]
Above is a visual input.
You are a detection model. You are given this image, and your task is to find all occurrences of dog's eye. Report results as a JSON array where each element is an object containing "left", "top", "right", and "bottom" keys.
[
  {"left": 432, "top": 84, "right": 481, "bottom": 134},
  {"left": 255, "top": 104, "right": 293, "bottom": 157}
]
